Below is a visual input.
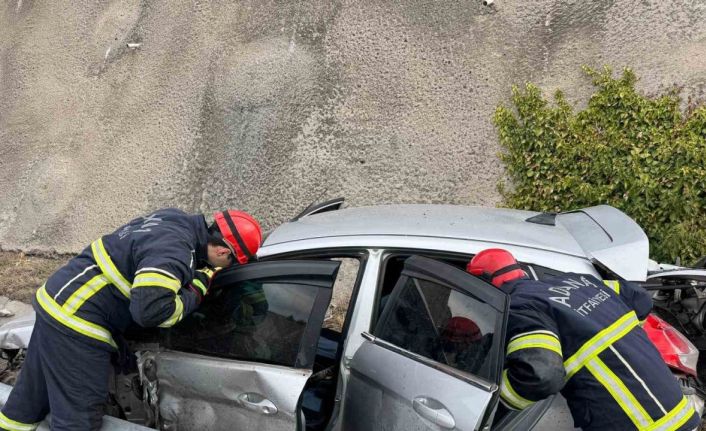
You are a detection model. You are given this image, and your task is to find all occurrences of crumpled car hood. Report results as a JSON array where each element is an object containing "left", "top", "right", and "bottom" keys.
[{"left": 0, "top": 312, "right": 35, "bottom": 349}]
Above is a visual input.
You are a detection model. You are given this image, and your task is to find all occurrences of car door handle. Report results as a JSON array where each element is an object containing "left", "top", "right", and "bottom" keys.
[
  {"left": 237, "top": 393, "right": 278, "bottom": 416},
  {"left": 412, "top": 397, "right": 455, "bottom": 429}
]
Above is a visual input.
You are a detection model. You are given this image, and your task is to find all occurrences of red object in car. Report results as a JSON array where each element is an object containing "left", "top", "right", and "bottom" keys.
[{"left": 643, "top": 314, "right": 699, "bottom": 377}]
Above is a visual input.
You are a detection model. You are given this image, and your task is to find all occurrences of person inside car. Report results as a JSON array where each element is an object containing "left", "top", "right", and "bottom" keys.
[{"left": 440, "top": 316, "right": 492, "bottom": 374}]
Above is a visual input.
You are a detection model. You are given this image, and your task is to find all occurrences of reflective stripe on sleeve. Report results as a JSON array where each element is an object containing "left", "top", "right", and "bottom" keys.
[
  {"left": 609, "top": 345, "right": 667, "bottom": 415},
  {"left": 133, "top": 272, "right": 181, "bottom": 293},
  {"left": 91, "top": 238, "right": 130, "bottom": 298},
  {"left": 36, "top": 286, "right": 117, "bottom": 349},
  {"left": 603, "top": 280, "right": 621, "bottom": 294},
  {"left": 585, "top": 356, "right": 653, "bottom": 429},
  {"left": 507, "top": 331, "right": 562, "bottom": 356},
  {"left": 0, "top": 412, "right": 40, "bottom": 431},
  {"left": 62, "top": 274, "right": 109, "bottom": 315},
  {"left": 191, "top": 278, "right": 207, "bottom": 296},
  {"left": 564, "top": 311, "right": 639, "bottom": 379},
  {"left": 135, "top": 267, "right": 179, "bottom": 280},
  {"left": 53, "top": 264, "right": 98, "bottom": 301},
  {"left": 500, "top": 369, "right": 535, "bottom": 410},
  {"left": 647, "top": 397, "right": 696, "bottom": 431},
  {"left": 197, "top": 267, "right": 216, "bottom": 279},
  {"left": 158, "top": 295, "right": 185, "bottom": 328}
]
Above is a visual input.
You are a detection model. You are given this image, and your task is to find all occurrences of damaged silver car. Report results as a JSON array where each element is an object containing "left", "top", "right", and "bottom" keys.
[{"left": 0, "top": 202, "right": 703, "bottom": 430}]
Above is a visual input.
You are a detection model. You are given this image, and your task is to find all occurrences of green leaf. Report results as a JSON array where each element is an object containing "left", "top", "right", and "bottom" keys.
[{"left": 494, "top": 66, "right": 706, "bottom": 263}]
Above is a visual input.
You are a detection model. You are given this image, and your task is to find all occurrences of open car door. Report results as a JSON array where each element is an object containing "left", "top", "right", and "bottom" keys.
[
  {"left": 141, "top": 260, "right": 340, "bottom": 431},
  {"left": 343, "top": 256, "right": 508, "bottom": 431}
]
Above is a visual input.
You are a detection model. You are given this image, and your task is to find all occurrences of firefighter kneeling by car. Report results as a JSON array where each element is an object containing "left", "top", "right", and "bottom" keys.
[{"left": 467, "top": 248, "right": 700, "bottom": 431}]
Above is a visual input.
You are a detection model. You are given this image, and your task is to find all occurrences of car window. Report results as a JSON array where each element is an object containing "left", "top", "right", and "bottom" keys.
[
  {"left": 324, "top": 258, "right": 359, "bottom": 332},
  {"left": 166, "top": 279, "right": 320, "bottom": 367},
  {"left": 374, "top": 274, "right": 500, "bottom": 381}
]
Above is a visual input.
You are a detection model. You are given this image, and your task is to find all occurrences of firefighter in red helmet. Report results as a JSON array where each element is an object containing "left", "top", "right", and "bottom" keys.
[
  {"left": 1, "top": 208, "right": 262, "bottom": 431},
  {"left": 467, "top": 248, "right": 698, "bottom": 431}
]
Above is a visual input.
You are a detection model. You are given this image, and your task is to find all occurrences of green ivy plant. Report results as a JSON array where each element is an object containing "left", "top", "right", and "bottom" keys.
[{"left": 494, "top": 66, "right": 706, "bottom": 264}]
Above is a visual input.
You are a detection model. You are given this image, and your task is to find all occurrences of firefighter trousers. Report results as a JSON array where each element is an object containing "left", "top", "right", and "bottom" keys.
[{"left": 0, "top": 315, "right": 111, "bottom": 431}]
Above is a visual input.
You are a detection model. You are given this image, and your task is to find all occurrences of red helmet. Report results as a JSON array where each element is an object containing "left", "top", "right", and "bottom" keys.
[
  {"left": 213, "top": 210, "right": 262, "bottom": 264},
  {"left": 467, "top": 248, "right": 526, "bottom": 288},
  {"left": 442, "top": 316, "right": 482, "bottom": 344}
]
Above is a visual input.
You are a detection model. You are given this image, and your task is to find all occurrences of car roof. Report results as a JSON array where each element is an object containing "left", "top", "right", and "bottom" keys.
[{"left": 262, "top": 204, "right": 587, "bottom": 257}]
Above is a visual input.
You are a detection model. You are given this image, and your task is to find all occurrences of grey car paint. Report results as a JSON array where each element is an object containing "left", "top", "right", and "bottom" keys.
[
  {"left": 556, "top": 205, "right": 649, "bottom": 281},
  {"left": 141, "top": 351, "right": 311, "bottom": 431},
  {"left": 260, "top": 204, "right": 648, "bottom": 280},
  {"left": 345, "top": 336, "right": 494, "bottom": 431},
  {"left": 140, "top": 259, "right": 340, "bottom": 430},
  {"left": 0, "top": 204, "right": 652, "bottom": 430}
]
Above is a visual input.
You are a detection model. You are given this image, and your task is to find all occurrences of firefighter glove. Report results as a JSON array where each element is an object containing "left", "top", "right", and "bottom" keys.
[{"left": 188, "top": 267, "right": 221, "bottom": 303}]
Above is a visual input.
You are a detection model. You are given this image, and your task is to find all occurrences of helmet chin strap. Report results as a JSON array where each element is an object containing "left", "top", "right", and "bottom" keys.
[
  {"left": 491, "top": 263, "right": 523, "bottom": 279},
  {"left": 480, "top": 271, "right": 493, "bottom": 283},
  {"left": 221, "top": 211, "right": 254, "bottom": 262}
]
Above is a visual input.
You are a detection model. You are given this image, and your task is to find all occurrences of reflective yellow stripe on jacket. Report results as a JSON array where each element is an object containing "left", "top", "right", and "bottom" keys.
[
  {"left": 502, "top": 331, "right": 562, "bottom": 410},
  {"left": 91, "top": 239, "right": 185, "bottom": 327},
  {"left": 586, "top": 356, "right": 653, "bottom": 429},
  {"left": 191, "top": 278, "right": 207, "bottom": 296},
  {"left": 564, "top": 311, "right": 639, "bottom": 379},
  {"left": 507, "top": 330, "right": 562, "bottom": 356},
  {"left": 158, "top": 295, "right": 185, "bottom": 328},
  {"left": 36, "top": 286, "right": 117, "bottom": 349},
  {"left": 500, "top": 369, "right": 535, "bottom": 410},
  {"left": 133, "top": 272, "right": 181, "bottom": 293},
  {"left": 647, "top": 397, "right": 696, "bottom": 431},
  {"left": 563, "top": 310, "right": 695, "bottom": 430},
  {"left": 603, "top": 280, "right": 621, "bottom": 294},
  {"left": 91, "top": 238, "right": 130, "bottom": 298},
  {"left": 0, "top": 412, "right": 40, "bottom": 431},
  {"left": 62, "top": 274, "right": 109, "bottom": 315},
  {"left": 133, "top": 269, "right": 185, "bottom": 327}
]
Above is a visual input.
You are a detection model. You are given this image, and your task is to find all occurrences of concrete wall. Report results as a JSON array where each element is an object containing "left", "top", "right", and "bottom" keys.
[{"left": 1, "top": 0, "right": 704, "bottom": 253}]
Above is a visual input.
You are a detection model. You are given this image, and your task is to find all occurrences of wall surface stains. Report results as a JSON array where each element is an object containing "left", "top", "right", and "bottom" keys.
[{"left": 1, "top": 0, "right": 704, "bottom": 252}]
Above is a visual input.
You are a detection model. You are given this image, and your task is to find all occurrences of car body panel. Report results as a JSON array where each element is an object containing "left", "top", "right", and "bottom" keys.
[
  {"left": 261, "top": 204, "right": 647, "bottom": 281},
  {"left": 342, "top": 255, "right": 508, "bottom": 431},
  {"left": 557, "top": 205, "right": 649, "bottom": 281},
  {"left": 264, "top": 205, "right": 585, "bottom": 257},
  {"left": 148, "top": 259, "right": 340, "bottom": 431},
  {"left": 0, "top": 312, "right": 34, "bottom": 349},
  {"left": 143, "top": 351, "right": 311, "bottom": 431},
  {"left": 345, "top": 339, "right": 493, "bottom": 431}
]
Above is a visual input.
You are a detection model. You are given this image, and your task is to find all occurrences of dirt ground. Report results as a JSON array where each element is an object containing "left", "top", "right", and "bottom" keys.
[{"left": 0, "top": 251, "right": 70, "bottom": 303}]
